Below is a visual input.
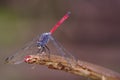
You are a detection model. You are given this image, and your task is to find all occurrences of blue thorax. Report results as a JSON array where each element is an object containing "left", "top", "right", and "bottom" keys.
[{"left": 37, "top": 32, "right": 51, "bottom": 47}]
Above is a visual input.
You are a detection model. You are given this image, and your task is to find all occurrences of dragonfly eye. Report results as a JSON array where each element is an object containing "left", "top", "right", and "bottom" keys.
[
  {"left": 37, "top": 41, "right": 40, "bottom": 46},
  {"left": 36, "top": 42, "right": 41, "bottom": 49}
]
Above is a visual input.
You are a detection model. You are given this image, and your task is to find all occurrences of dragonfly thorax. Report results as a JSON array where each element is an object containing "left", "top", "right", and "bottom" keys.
[{"left": 37, "top": 32, "right": 51, "bottom": 48}]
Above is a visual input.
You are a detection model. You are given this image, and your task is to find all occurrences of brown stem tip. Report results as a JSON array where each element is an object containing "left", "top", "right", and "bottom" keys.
[{"left": 24, "top": 53, "right": 120, "bottom": 80}]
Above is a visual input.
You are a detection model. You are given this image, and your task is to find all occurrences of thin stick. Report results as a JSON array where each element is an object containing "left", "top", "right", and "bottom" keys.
[{"left": 24, "top": 54, "right": 120, "bottom": 80}]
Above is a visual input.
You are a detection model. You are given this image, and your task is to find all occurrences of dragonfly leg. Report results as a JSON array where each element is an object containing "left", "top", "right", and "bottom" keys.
[
  {"left": 37, "top": 49, "right": 40, "bottom": 53},
  {"left": 45, "top": 45, "right": 50, "bottom": 54},
  {"left": 37, "top": 48, "right": 44, "bottom": 53},
  {"left": 37, "top": 46, "right": 45, "bottom": 54},
  {"left": 41, "top": 47, "right": 46, "bottom": 53},
  {"left": 45, "top": 45, "right": 50, "bottom": 58}
]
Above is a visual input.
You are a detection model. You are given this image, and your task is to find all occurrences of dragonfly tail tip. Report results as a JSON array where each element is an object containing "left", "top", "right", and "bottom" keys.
[{"left": 67, "top": 11, "right": 71, "bottom": 15}]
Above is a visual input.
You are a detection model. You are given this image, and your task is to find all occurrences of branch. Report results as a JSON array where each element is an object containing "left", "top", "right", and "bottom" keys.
[{"left": 24, "top": 53, "right": 120, "bottom": 80}]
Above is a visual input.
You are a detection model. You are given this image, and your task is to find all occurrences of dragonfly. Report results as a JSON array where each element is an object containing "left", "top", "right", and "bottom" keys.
[{"left": 5, "top": 12, "right": 75, "bottom": 64}]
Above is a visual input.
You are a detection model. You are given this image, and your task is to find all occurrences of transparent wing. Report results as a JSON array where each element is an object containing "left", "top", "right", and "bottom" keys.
[
  {"left": 5, "top": 35, "right": 40, "bottom": 64},
  {"left": 49, "top": 35, "right": 76, "bottom": 63}
]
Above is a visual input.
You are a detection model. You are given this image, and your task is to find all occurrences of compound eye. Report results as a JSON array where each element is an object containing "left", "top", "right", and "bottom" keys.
[
  {"left": 36, "top": 43, "right": 41, "bottom": 49},
  {"left": 36, "top": 41, "right": 40, "bottom": 46}
]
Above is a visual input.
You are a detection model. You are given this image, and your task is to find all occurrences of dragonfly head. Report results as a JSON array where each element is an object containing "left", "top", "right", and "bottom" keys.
[{"left": 36, "top": 41, "right": 42, "bottom": 49}]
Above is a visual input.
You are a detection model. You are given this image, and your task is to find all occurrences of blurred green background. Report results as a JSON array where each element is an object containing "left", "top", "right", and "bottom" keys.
[{"left": 0, "top": 0, "right": 120, "bottom": 80}]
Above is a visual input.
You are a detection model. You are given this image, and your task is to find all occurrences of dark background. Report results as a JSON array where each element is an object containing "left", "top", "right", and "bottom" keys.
[{"left": 0, "top": 0, "right": 120, "bottom": 80}]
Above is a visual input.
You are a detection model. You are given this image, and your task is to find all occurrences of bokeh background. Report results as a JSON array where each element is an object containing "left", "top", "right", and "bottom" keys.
[{"left": 0, "top": 0, "right": 120, "bottom": 80}]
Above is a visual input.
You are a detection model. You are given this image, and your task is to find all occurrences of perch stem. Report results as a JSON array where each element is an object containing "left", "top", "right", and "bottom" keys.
[{"left": 24, "top": 53, "right": 120, "bottom": 80}]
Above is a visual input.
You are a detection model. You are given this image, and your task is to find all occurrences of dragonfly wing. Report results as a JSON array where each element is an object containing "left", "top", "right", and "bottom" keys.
[
  {"left": 5, "top": 35, "right": 40, "bottom": 64},
  {"left": 49, "top": 35, "right": 76, "bottom": 61}
]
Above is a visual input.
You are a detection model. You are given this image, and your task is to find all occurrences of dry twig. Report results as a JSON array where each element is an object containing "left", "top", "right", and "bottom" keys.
[{"left": 24, "top": 53, "right": 120, "bottom": 80}]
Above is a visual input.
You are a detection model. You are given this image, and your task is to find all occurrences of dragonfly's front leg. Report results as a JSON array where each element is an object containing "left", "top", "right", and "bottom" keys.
[
  {"left": 41, "top": 47, "right": 46, "bottom": 53},
  {"left": 45, "top": 45, "right": 50, "bottom": 58},
  {"left": 37, "top": 45, "right": 51, "bottom": 59},
  {"left": 37, "top": 46, "right": 45, "bottom": 54}
]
